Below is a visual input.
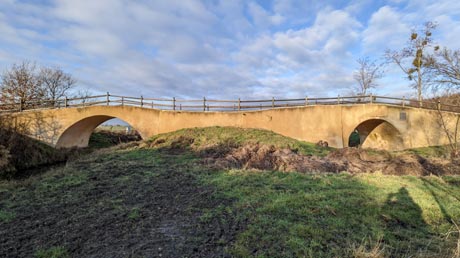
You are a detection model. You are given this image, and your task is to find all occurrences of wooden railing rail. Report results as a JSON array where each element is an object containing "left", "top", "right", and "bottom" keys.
[{"left": 1, "top": 93, "right": 460, "bottom": 114}]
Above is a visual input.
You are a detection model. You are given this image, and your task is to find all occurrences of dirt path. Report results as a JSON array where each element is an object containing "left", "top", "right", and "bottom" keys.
[{"left": 0, "top": 149, "right": 241, "bottom": 257}]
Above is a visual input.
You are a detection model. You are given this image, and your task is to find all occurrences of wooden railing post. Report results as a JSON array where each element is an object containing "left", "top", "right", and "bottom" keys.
[
  {"left": 305, "top": 96, "right": 308, "bottom": 106},
  {"left": 272, "top": 97, "right": 275, "bottom": 108},
  {"left": 106, "top": 92, "right": 110, "bottom": 105},
  {"left": 370, "top": 93, "right": 373, "bottom": 104},
  {"left": 337, "top": 95, "right": 340, "bottom": 104},
  {"left": 203, "top": 97, "right": 206, "bottom": 111},
  {"left": 151, "top": 101, "right": 154, "bottom": 108},
  {"left": 141, "top": 95, "right": 144, "bottom": 107},
  {"left": 173, "top": 97, "right": 176, "bottom": 111},
  {"left": 437, "top": 100, "right": 441, "bottom": 110},
  {"left": 121, "top": 96, "right": 124, "bottom": 106},
  {"left": 238, "top": 98, "right": 241, "bottom": 111},
  {"left": 402, "top": 96, "right": 405, "bottom": 107},
  {"left": 65, "top": 97, "right": 68, "bottom": 108}
]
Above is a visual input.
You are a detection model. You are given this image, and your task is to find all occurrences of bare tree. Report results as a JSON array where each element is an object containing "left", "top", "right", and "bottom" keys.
[
  {"left": 435, "top": 96, "right": 460, "bottom": 159},
  {"left": 385, "top": 21, "right": 437, "bottom": 104},
  {"left": 40, "top": 67, "right": 76, "bottom": 106},
  {"left": 429, "top": 47, "right": 460, "bottom": 159},
  {"left": 0, "top": 61, "right": 77, "bottom": 111},
  {"left": 0, "top": 61, "right": 44, "bottom": 111},
  {"left": 353, "top": 57, "right": 384, "bottom": 96},
  {"left": 431, "top": 48, "right": 460, "bottom": 92},
  {"left": 73, "top": 88, "right": 92, "bottom": 106}
]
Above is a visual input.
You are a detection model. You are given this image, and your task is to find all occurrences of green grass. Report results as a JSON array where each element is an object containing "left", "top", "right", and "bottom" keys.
[
  {"left": 0, "top": 131, "right": 72, "bottom": 179},
  {"left": 398, "top": 145, "right": 451, "bottom": 158},
  {"left": 35, "top": 246, "right": 69, "bottom": 258},
  {"left": 148, "top": 126, "right": 331, "bottom": 156},
  {"left": 128, "top": 207, "right": 141, "bottom": 220},
  {"left": 0, "top": 209, "right": 15, "bottom": 223},
  {"left": 197, "top": 169, "right": 460, "bottom": 257},
  {"left": 38, "top": 172, "right": 88, "bottom": 192},
  {"left": 88, "top": 132, "right": 117, "bottom": 149}
]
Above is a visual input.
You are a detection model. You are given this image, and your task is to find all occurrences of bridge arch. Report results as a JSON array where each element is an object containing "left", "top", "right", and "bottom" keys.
[
  {"left": 347, "top": 118, "right": 404, "bottom": 150},
  {"left": 56, "top": 115, "right": 144, "bottom": 148}
]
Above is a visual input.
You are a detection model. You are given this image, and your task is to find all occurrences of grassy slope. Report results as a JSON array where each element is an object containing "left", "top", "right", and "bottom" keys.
[
  {"left": 398, "top": 145, "right": 452, "bottom": 159},
  {"left": 148, "top": 126, "right": 331, "bottom": 156},
  {"left": 1, "top": 127, "right": 460, "bottom": 257},
  {"left": 0, "top": 129, "right": 73, "bottom": 179}
]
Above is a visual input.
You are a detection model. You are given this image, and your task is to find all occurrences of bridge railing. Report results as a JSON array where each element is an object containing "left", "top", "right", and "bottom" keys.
[{"left": 1, "top": 93, "right": 460, "bottom": 114}]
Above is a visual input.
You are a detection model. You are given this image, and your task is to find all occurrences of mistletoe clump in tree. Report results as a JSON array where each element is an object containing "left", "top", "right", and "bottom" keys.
[{"left": 385, "top": 21, "right": 438, "bottom": 104}]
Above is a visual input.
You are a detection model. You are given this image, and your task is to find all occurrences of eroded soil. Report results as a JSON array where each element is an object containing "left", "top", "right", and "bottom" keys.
[
  {"left": 0, "top": 148, "right": 243, "bottom": 257},
  {"left": 198, "top": 141, "right": 460, "bottom": 176}
]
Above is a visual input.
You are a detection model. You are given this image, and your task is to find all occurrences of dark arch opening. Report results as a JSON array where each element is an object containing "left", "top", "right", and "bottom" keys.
[
  {"left": 348, "top": 119, "right": 403, "bottom": 150},
  {"left": 56, "top": 115, "right": 142, "bottom": 149}
]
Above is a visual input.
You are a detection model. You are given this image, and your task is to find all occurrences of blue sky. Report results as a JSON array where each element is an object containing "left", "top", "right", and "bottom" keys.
[{"left": 1, "top": 0, "right": 460, "bottom": 99}]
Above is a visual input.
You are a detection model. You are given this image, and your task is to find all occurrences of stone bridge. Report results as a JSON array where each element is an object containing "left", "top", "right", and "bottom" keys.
[{"left": 2, "top": 102, "right": 459, "bottom": 150}]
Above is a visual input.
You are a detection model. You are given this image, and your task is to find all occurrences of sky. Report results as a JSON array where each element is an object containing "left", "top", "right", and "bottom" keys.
[{"left": 1, "top": 0, "right": 460, "bottom": 100}]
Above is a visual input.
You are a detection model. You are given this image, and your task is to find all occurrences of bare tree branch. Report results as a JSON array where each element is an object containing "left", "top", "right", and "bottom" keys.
[
  {"left": 352, "top": 57, "right": 384, "bottom": 96},
  {"left": 0, "top": 61, "right": 44, "bottom": 111},
  {"left": 430, "top": 48, "right": 460, "bottom": 93},
  {"left": 0, "top": 61, "right": 77, "bottom": 110},
  {"left": 40, "top": 67, "right": 76, "bottom": 106}
]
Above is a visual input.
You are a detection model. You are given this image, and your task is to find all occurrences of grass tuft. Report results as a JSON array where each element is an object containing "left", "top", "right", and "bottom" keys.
[
  {"left": 351, "top": 237, "right": 386, "bottom": 258},
  {"left": 35, "top": 246, "right": 69, "bottom": 258},
  {"left": 128, "top": 207, "right": 141, "bottom": 220},
  {"left": 0, "top": 209, "right": 15, "bottom": 223}
]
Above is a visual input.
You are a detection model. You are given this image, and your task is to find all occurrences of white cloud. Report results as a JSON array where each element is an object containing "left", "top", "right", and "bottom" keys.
[
  {"left": 274, "top": 9, "right": 361, "bottom": 62},
  {"left": 248, "top": 2, "right": 284, "bottom": 28},
  {"left": 0, "top": 0, "right": 459, "bottom": 100},
  {"left": 362, "top": 6, "right": 410, "bottom": 53}
]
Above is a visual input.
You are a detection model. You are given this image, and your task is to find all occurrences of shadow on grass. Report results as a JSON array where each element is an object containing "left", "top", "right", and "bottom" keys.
[
  {"left": 198, "top": 167, "right": 449, "bottom": 257},
  {"left": 381, "top": 187, "right": 435, "bottom": 256},
  {"left": 185, "top": 137, "right": 457, "bottom": 257},
  {"left": 421, "top": 178, "right": 454, "bottom": 224}
]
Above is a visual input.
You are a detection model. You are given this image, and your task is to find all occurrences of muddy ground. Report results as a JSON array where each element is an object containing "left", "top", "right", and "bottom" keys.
[{"left": 0, "top": 148, "right": 244, "bottom": 257}]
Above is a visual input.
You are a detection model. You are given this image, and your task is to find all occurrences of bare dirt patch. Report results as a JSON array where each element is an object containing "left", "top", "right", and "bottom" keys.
[{"left": 202, "top": 143, "right": 460, "bottom": 176}]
